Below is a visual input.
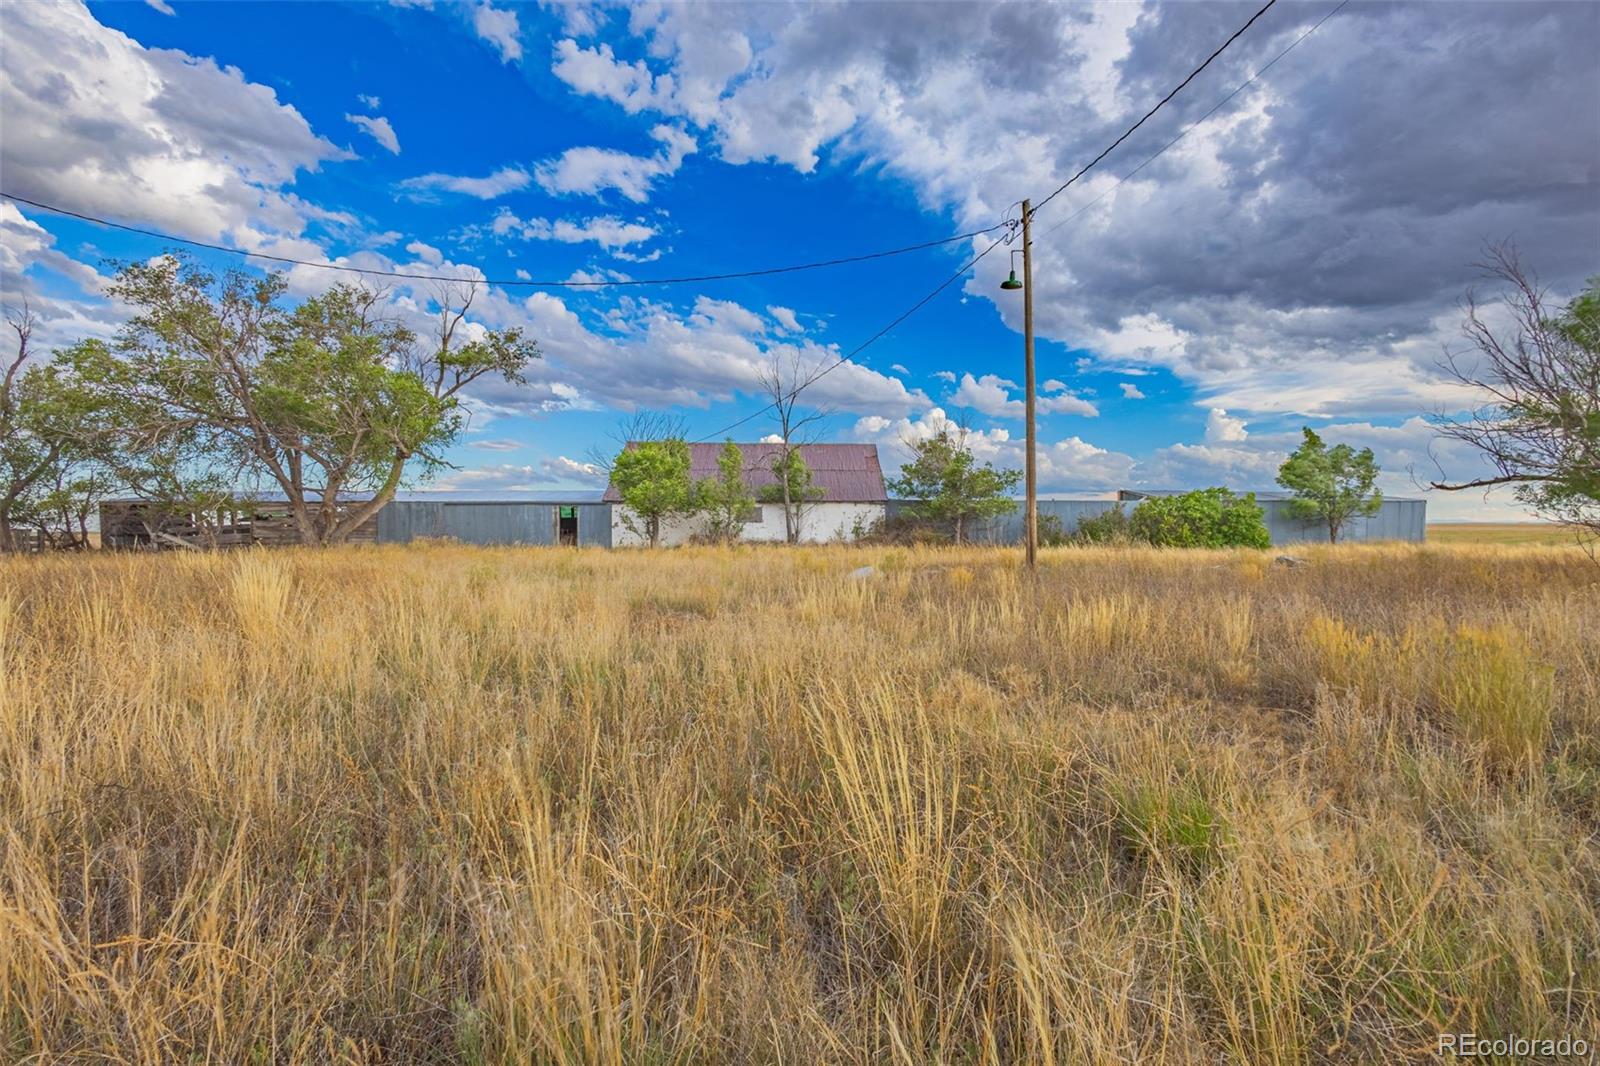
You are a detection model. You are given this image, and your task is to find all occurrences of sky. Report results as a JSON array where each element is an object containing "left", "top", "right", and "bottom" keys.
[{"left": 2, "top": 0, "right": 1597, "bottom": 519}]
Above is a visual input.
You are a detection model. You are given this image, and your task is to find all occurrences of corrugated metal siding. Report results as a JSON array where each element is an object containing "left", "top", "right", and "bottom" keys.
[
  {"left": 1261, "top": 498, "right": 1426, "bottom": 544},
  {"left": 888, "top": 496, "right": 1424, "bottom": 545},
  {"left": 376, "top": 501, "right": 613, "bottom": 547},
  {"left": 377, "top": 501, "right": 446, "bottom": 543},
  {"left": 886, "top": 500, "right": 1120, "bottom": 542},
  {"left": 967, "top": 500, "right": 1121, "bottom": 543},
  {"left": 573, "top": 504, "right": 612, "bottom": 548},
  {"left": 372, "top": 496, "right": 1424, "bottom": 548},
  {"left": 888, "top": 499, "right": 1120, "bottom": 542},
  {"left": 445, "top": 503, "right": 555, "bottom": 545}
]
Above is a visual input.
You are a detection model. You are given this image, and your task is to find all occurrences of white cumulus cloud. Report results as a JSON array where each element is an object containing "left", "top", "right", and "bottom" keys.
[
  {"left": 0, "top": 0, "right": 349, "bottom": 246},
  {"left": 490, "top": 209, "right": 657, "bottom": 249},
  {"left": 950, "top": 373, "right": 1097, "bottom": 419},
  {"left": 472, "top": 2, "right": 521, "bottom": 62},
  {"left": 399, "top": 165, "right": 531, "bottom": 200},
  {"left": 1205, "top": 408, "right": 1249, "bottom": 443},
  {"left": 543, "top": 455, "right": 605, "bottom": 482},
  {"left": 345, "top": 112, "right": 400, "bottom": 154},
  {"left": 535, "top": 125, "right": 696, "bottom": 203}
]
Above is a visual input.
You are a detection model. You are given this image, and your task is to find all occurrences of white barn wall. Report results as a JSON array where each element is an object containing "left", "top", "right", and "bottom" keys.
[{"left": 612, "top": 502, "right": 885, "bottom": 547}]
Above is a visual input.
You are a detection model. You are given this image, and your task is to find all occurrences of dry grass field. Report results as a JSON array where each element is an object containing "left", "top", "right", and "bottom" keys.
[
  {"left": 2, "top": 542, "right": 1597, "bottom": 1064},
  {"left": 1427, "top": 523, "right": 1586, "bottom": 547}
]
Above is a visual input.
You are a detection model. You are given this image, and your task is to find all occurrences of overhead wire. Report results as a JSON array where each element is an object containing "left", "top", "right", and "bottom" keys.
[
  {"left": 692, "top": 231, "right": 1013, "bottom": 442},
  {"left": 694, "top": 0, "right": 1289, "bottom": 443},
  {"left": 1038, "top": 0, "right": 1350, "bottom": 243},
  {"left": 0, "top": 191, "right": 1008, "bottom": 289},
  {"left": 1029, "top": 0, "right": 1279, "bottom": 218},
  {"left": 4, "top": 0, "right": 1313, "bottom": 448}
]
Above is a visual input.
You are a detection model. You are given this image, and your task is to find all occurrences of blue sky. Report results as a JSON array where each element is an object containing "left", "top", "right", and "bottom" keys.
[{"left": 3, "top": 0, "right": 1596, "bottom": 517}]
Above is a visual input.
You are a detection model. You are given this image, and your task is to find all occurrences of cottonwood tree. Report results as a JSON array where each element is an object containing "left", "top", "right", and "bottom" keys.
[
  {"left": 1276, "top": 428, "right": 1383, "bottom": 542},
  {"left": 757, "top": 350, "right": 829, "bottom": 543},
  {"left": 24, "top": 463, "right": 115, "bottom": 551},
  {"left": 888, "top": 427, "right": 1019, "bottom": 544},
  {"left": 1432, "top": 246, "right": 1599, "bottom": 542},
  {"left": 67, "top": 258, "right": 537, "bottom": 545},
  {"left": 610, "top": 437, "right": 699, "bottom": 547},
  {"left": 0, "top": 308, "right": 106, "bottom": 551}
]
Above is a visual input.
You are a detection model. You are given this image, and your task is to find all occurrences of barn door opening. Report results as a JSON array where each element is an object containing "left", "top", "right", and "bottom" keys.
[{"left": 558, "top": 506, "right": 578, "bottom": 546}]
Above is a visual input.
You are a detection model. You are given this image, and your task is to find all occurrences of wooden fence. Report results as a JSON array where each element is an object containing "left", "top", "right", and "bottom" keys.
[{"left": 99, "top": 500, "right": 378, "bottom": 550}]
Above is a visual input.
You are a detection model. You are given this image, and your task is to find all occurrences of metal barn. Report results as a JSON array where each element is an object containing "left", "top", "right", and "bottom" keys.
[
  {"left": 375, "top": 499, "right": 613, "bottom": 547},
  {"left": 889, "top": 491, "right": 1425, "bottom": 546},
  {"left": 1116, "top": 490, "right": 1426, "bottom": 545},
  {"left": 886, "top": 498, "right": 1123, "bottom": 544}
]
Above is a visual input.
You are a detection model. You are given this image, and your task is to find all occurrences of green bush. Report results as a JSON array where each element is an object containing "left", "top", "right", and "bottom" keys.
[
  {"left": 1129, "top": 488, "right": 1271, "bottom": 549},
  {"left": 1074, "top": 505, "right": 1134, "bottom": 544},
  {"left": 1037, "top": 513, "right": 1068, "bottom": 547}
]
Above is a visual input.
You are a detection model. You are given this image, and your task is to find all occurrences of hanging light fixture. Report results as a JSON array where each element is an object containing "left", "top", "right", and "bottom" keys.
[{"left": 1000, "top": 249, "right": 1024, "bottom": 290}]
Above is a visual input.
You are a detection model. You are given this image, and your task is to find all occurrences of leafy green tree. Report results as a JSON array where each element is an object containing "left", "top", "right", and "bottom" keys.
[
  {"left": 701, "top": 439, "right": 756, "bottom": 543},
  {"left": 1433, "top": 245, "right": 1599, "bottom": 544},
  {"left": 611, "top": 438, "right": 699, "bottom": 547},
  {"left": 1, "top": 309, "right": 107, "bottom": 551},
  {"left": 65, "top": 259, "right": 536, "bottom": 545},
  {"left": 758, "top": 449, "right": 824, "bottom": 541},
  {"left": 888, "top": 428, "right": 1020, "bottom": 544},
  {"left": 25, "top": 464, "right": 115, "bottom": 551},
  {"left": 1276, "top": 428, "right": 1383, "bottom": 542},
  {"left": 1129, "top": 488, "right": 1270, "bottom": 549}
]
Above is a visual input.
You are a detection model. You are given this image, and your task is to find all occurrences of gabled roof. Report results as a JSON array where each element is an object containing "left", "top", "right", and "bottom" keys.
[{"left": 602, "top": 442, "right": 887, "bottom": 503}]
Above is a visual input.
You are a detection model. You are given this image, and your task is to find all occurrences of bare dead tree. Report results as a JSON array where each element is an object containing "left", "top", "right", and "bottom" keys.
[
  {"left": 1430, "top": 244, "right": 1599, "bottom": 547},
  {"left": 756, "top": 350, "right": 831, "bottom": 543},
  {"left": 585, "top": 410, "right": 692, "bottom": 479}
]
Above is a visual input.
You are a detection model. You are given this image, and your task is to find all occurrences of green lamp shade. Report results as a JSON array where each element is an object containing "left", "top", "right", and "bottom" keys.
[{"left": 1000, "top": 270, "right": 1023, "bottom": 290}]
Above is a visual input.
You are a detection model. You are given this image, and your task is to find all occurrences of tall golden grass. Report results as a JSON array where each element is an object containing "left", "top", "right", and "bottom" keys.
[{"left": 2, "top": 542, "right": 1596, "bottom": 1063}]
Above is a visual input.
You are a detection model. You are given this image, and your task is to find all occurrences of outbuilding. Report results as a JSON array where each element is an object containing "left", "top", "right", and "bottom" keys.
[
  {"left": 1116, "top": 489, "right": 1425, "bottom": 544},
  {"left": 603, "top": 442, "right": 889, "bottom": 546}
]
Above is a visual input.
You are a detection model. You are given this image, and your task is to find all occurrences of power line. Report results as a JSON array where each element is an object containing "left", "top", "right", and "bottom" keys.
[
  {"left": 1039, "top": 0, "right": 1349, "bottom": 243},
  {"left": 1030, "top": 0, "right": 1279, "bottom": 219},
  {"left": 695, "top": 0, "right": 1285, "bottom": 444},
  {"left": 693, "top": 232, "right": 1012, "bottom": 442},
  {"left": 0, "top": 191, "right": 1006, "bottom": 289}
]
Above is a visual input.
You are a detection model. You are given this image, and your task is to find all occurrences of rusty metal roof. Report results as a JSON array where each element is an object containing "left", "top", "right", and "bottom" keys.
[{"left": 602, "top": 442, "right": 887, "bottom": 503}]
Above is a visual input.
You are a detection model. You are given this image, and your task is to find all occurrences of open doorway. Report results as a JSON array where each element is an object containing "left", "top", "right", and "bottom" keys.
[{"left": 558, "top": 506, "right": 578, "bottom": 546}]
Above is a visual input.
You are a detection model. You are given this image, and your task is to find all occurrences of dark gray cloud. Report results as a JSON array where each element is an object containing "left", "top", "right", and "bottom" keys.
[{"left": 565, "top": 0, "right": 1597, "bottom": 420}]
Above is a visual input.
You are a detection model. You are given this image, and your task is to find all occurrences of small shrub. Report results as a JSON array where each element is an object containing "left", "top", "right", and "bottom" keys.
[
  {"left": 845, "top": 512, "right": 885, "bottom": 542},
  {"left": 1037, "top": 513, "right": 1069, "bottom": 547},
  {"left": 867, "top": 513, "right": 952, "bottom": 546},
  {"left": 1074, "top": 505, "right": 1134, "bottom": 544},
  {"left": 1129, "top": 489, "right": 1270, "bottom": 549},
  {"left": 1116, "top": 779, "right": 1228, "bottom": 871}
]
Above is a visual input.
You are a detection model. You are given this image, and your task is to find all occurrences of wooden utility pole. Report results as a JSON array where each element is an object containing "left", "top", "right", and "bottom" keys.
[{"left": 1021, "top": 198, "right": 1037, "bottom": 570}]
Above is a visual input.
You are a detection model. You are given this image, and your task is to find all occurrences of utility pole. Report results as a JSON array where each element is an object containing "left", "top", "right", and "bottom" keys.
[{"left": 1021, "top": 198, "right": 1037, "bottom": 570}]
